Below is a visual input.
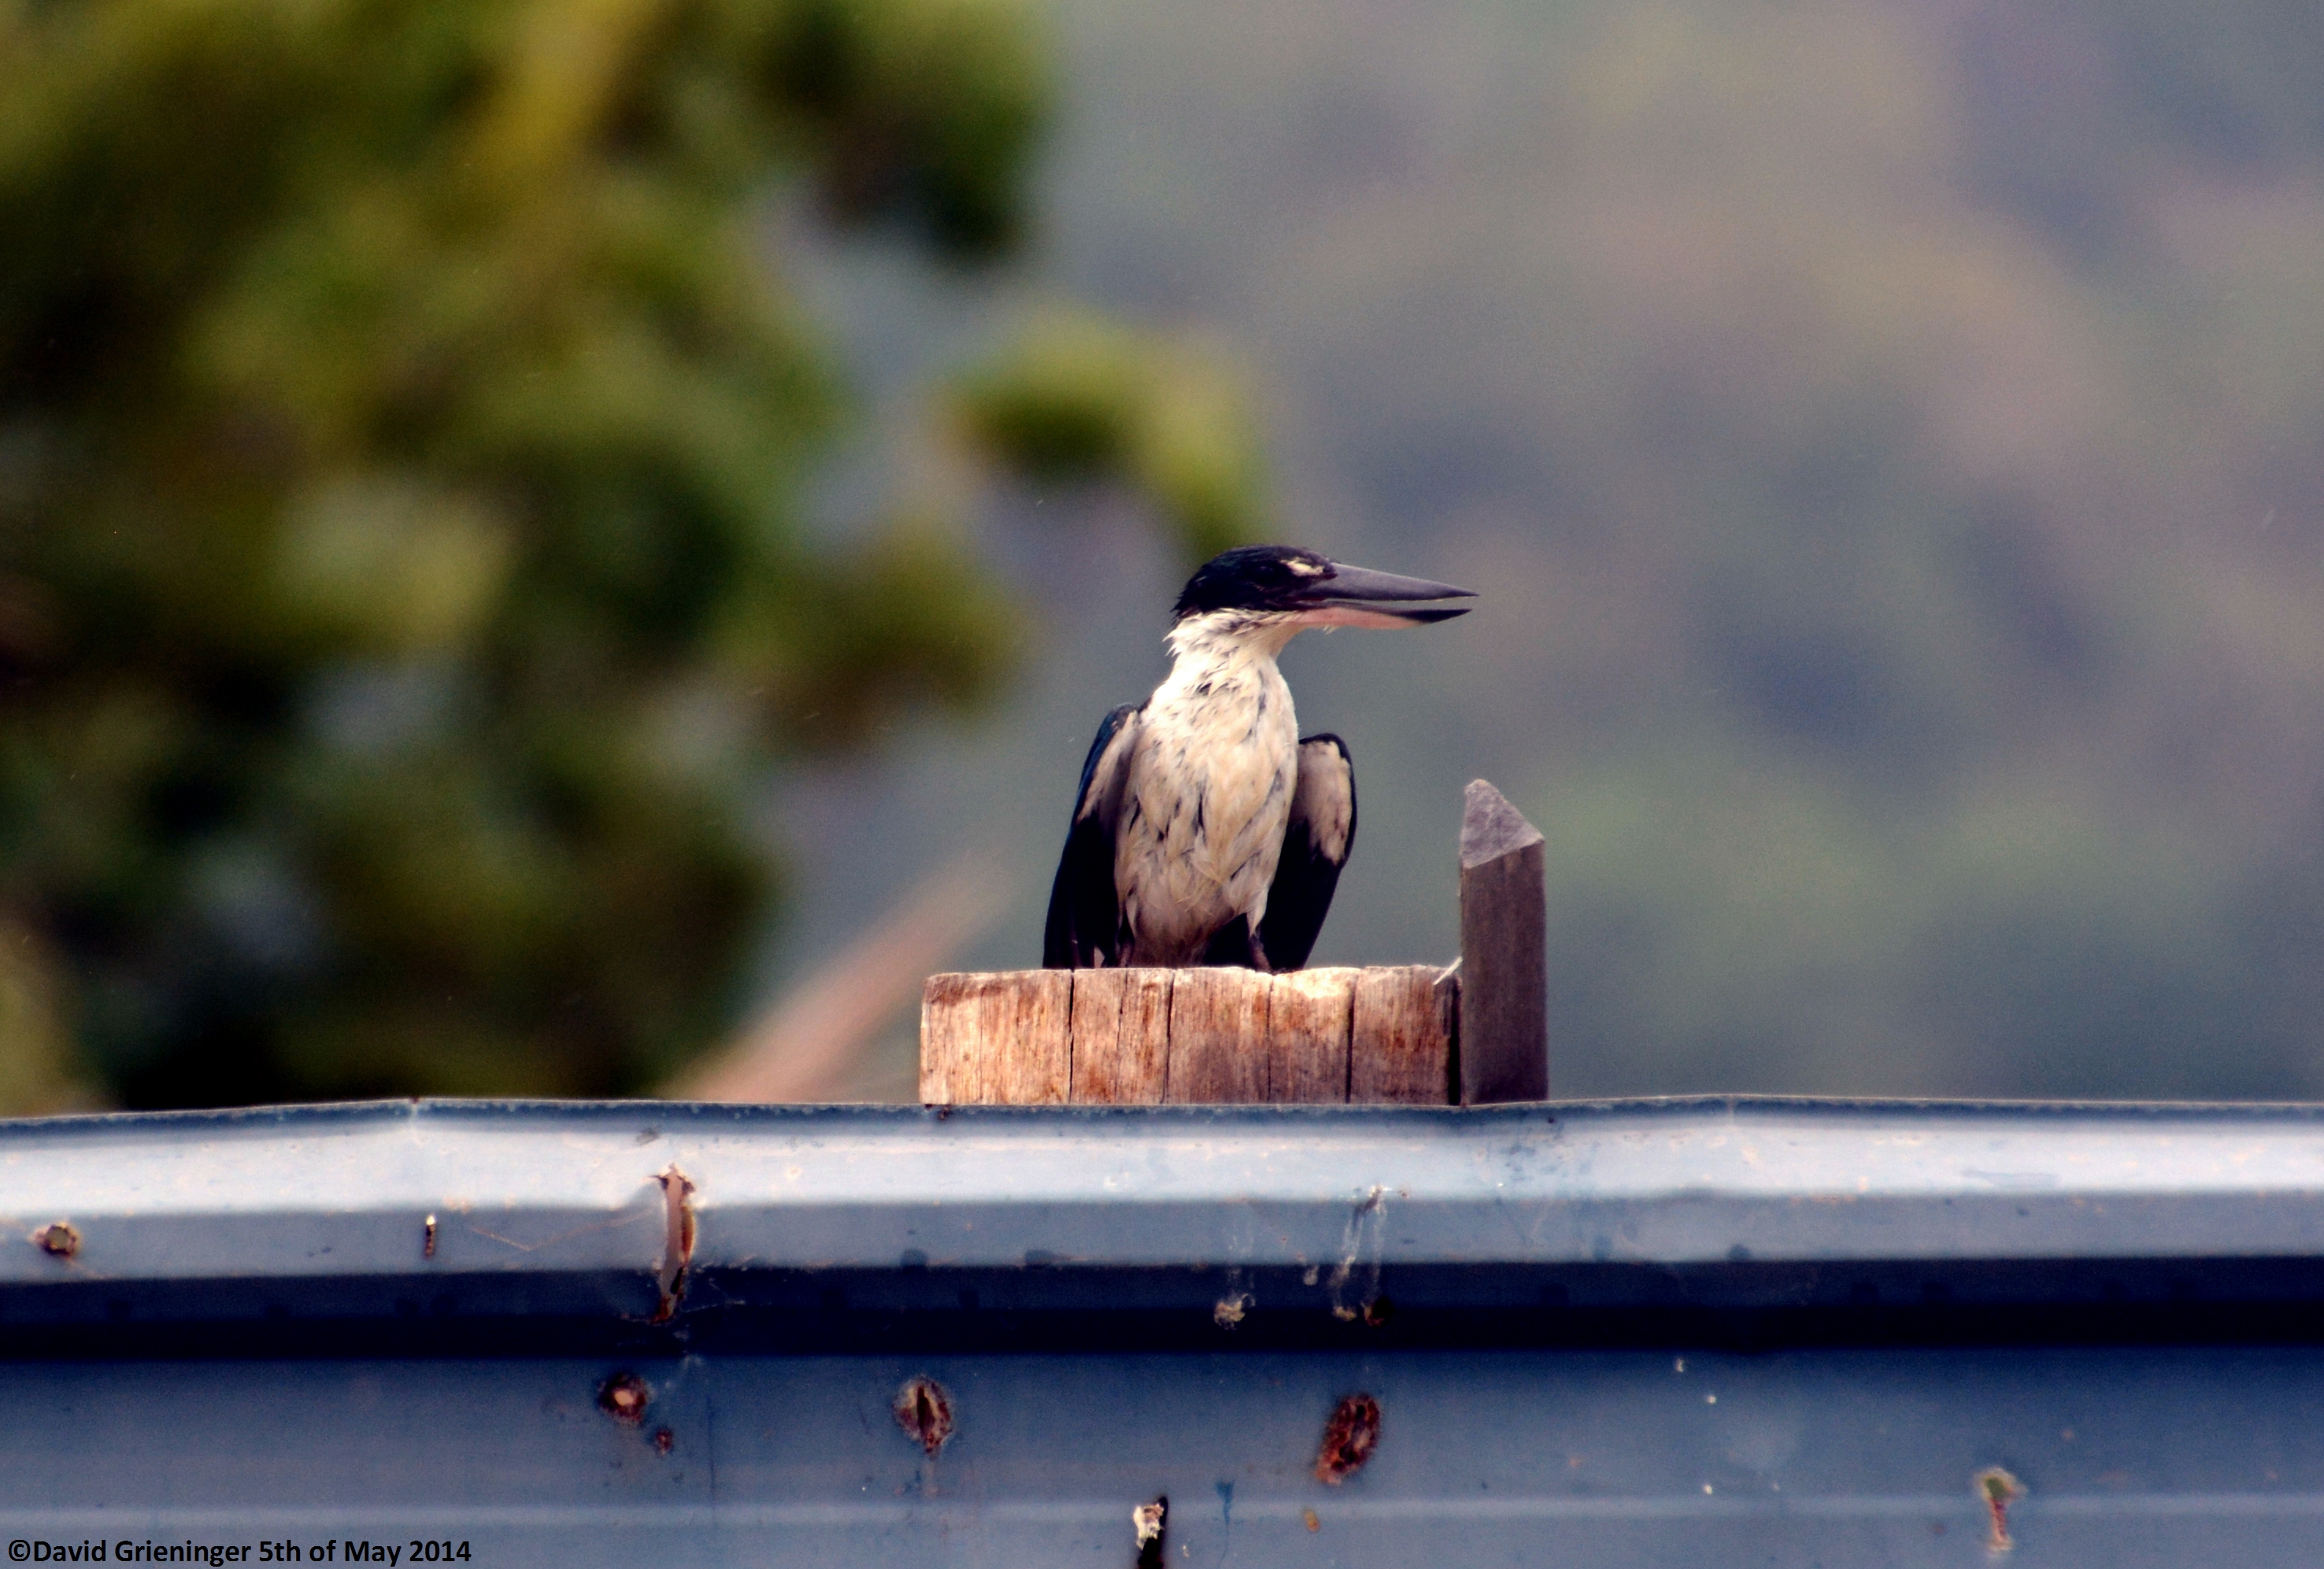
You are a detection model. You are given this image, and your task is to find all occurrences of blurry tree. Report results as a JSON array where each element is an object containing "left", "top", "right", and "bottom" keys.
[
  {"left": 949, "top": 308, "right": 1267, "bottom": 562},
  {"left": 0, "top": 0, "right": 1267, "bottom": 1110}
]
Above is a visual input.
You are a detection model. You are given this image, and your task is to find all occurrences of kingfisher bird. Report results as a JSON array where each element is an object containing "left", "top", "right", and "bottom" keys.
[{"left": 1042, "top": 545, "right": 1474, "bottom": 971}]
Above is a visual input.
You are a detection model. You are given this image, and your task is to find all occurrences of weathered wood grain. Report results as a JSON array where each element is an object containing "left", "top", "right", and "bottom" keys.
[
  {"left": 918, "top": 970, "right": 1071, "bottom": 1105},
  {"left": 1349, "top": 964, "right": 1458, "bottom": 1105},
  {"left": 1069, "top": 968, "right": 1172, "bottom": 1103},
  {"left": 916, "top": 971, "right": 982, "bottom": 1104},
  {"left": 921, "top": 965, "right": 1460, "bottom": 1105},
  {"left": 1458, "top": 779, "right": 1548, "bottom": 1103},
  {"left": 1165, "top": 967, "right": 1274, "bottom": 1103},
  {"left": 1267, "top": 968, "right": 1357, "bottom": 1103}
]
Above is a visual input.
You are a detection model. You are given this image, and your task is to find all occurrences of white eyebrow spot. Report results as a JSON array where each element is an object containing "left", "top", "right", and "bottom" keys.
[{"left": 1287, "top": 560, "right": 1325, "bottom": 576}]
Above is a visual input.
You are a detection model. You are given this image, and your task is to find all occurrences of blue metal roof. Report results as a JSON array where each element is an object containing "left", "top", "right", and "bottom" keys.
[{"left": 6, "top": 1097, "right": 2324, "bottom": 1563}]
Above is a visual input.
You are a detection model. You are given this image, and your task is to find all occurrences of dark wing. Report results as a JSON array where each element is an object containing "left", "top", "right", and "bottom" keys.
[
  {"left": 1042, "top": 703, "right": 1142, "bottom": 968},
  {"left": 1256, "top": 734, "right": 1356, "bottom": 971}
]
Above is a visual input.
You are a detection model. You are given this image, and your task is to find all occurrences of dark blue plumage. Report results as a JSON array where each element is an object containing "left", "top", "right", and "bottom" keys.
[{"left": 1042, "top": 704, "right": 1139, "bottom": 968}]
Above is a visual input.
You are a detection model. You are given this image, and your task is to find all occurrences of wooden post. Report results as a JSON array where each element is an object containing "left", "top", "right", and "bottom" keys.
[
  {"left": 1268, "top": 968, "right": 1356, "bottom": 1103},
  {"left": 918, "top": 965, "right": 1453, "bottom": 1105},
  {"left": 918, "top": 779, "right": 1545, "bottom": 1106},
  {"left": 1064, "top": 969, "right": 1171, "bottom": 1103},
  {"left": 1350, "top": 965, "right": 1461, "bottom": 1105},
  {"left": 1456, "top": 779, "right": 1548, "bottom": 1102},
  {"left": 919, "top": 970, "right": 1072, "bottom": 1105},
  {"left": 1166, "top": 968, "right": 1273, "bottom": 1103}
]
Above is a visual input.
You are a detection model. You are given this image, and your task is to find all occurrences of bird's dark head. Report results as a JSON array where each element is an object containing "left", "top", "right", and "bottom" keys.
[{"left": 1171, "top": 545, "right": 1475, "bottom": 629}]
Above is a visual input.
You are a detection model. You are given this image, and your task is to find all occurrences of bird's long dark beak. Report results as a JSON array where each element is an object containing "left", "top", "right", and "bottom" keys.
[{"left": 1292, "top": 561, "right": 1477, "bottom": 628}]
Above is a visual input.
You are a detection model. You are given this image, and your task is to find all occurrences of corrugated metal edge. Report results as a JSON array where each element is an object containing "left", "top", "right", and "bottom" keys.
[{"left": 2, "top": 1097, "right": 2323, "bottom": 1295}]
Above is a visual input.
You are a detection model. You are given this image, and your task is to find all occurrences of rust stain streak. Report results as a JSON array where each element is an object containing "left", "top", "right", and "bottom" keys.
[{"left": 652, "top": 1164, "right": 698, "bottom": 1323}]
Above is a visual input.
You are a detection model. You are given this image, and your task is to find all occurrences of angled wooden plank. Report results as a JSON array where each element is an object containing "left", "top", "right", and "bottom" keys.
[
  {"left": 1458, "top": 779, "right": 1548, "bottom": 1103},
  {"left": 1266, "top": 968, "right": 1356, "bottom": 1104},
  {"left": 1069, "top": 969, "right": 1172, "bottom": 1104},
  {"left": 1165, "top": 968, "right": 1271, "bottom": 1104},
  {"left": 1349, "top": 964, "right": 1456, "bottom": 1105},
  {"left": 918, "top": 971, "right": 1071, "bottom": 1105}
]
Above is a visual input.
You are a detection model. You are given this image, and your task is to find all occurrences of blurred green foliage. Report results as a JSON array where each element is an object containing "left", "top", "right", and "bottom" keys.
[
  {"left": 0, "top": 0, "right": 1267, "bottom": 1110},
  {"left": 949, "top": 309, "right": 1267, "bottom": 561}
]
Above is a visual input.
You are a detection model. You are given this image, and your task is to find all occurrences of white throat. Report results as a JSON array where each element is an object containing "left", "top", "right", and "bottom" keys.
[{"left": 1163, "top": 609, "right": 1306, "bottom": 672}]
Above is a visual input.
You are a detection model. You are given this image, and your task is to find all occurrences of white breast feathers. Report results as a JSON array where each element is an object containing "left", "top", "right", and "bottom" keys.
[{"left": 1114, "top": 613, "right": 1303, "bottom": 964}]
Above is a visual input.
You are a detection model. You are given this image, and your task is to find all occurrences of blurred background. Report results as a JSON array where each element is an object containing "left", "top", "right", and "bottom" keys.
[{"left": 6, "top": 0, "right": 2324, "bottom": 1112}]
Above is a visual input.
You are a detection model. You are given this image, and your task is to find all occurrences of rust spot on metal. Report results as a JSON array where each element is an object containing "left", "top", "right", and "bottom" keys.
[
  {"left": 1132, "top": 1496, "right": 1167, "bottom": 1569},
  {"left": 1361, "top": 1294, "right": 1394, "bottom": 1327},
  {"left": 1301, "top": 1506, "right": 1320, "bottom": 1532},
  {"left": 598, "top": 1371, "right": 651, "bottom": 1425},
  {"left": 651, "top": 1165, "right": 696, "bottom": 1323},
  {"left": 422, "top": 1214, "right": 437, "bottom": 1260},
  {"left": 650, "top": 1427, "right": 675, "bottom": 1456},
  {"left": 1976, "top": 1467, "right": 2023, "bottom": 1551},
  {"left": 894, "top": 1375, "right": 954, "bottom": 1458},
  {"left": 1315, "top": 1393, "right": 1381, "bottom": 1485},
  {"left": 1213, "top": 1292, "right": 1250, "bottom": 1329},
  {"left": 32, "top": 1221, "right": 78, "bottom": 1259}
]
